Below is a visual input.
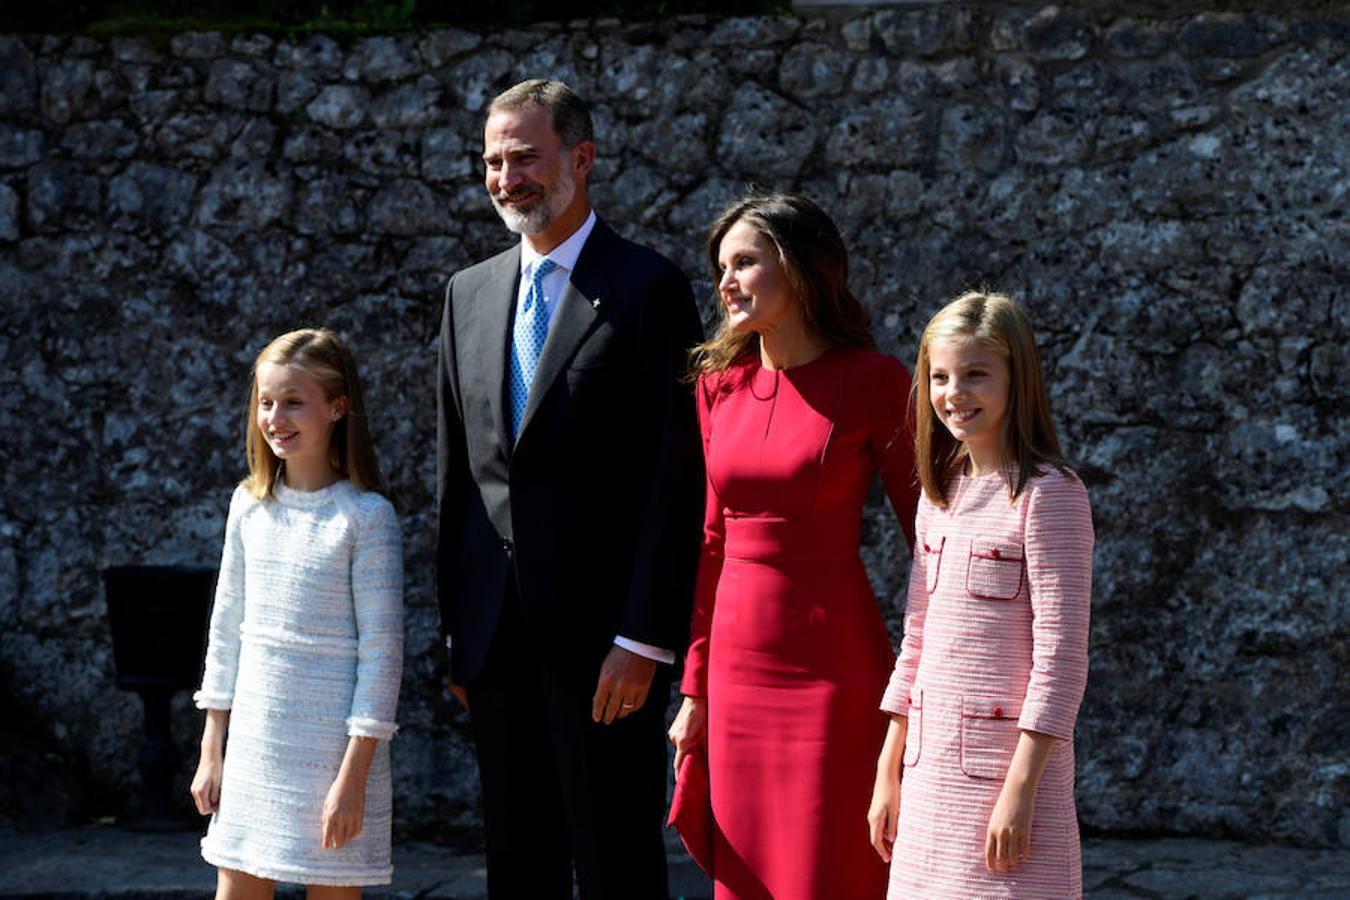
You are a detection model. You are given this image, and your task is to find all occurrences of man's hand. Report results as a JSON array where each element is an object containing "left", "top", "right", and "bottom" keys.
[{"left": 591, "top": 645, "right": 656, "bottom": 724}]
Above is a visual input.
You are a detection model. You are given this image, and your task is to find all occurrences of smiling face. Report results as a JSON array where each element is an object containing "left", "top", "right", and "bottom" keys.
[
  {"left": 715, "top": 219, "right": 799, "bottom": 336},
  {"left": 926, "top": 335, "right": 1012, "bottom": 470},
  {"left": 483, "top": 103, "right": 593, "bottom": 250},
  {"left": 254, "top": 362, "right": 346, "bottom": 484}
]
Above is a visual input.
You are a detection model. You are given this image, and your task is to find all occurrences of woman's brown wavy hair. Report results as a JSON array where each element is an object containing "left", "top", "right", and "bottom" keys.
[{"left": 691, "top": 192, "right": 873, "bottom": 376}]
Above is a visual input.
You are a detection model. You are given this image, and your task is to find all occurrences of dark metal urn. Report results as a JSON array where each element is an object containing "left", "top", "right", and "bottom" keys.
[{"left": 103, "top": 565, "right": 216, "bottom": 830}]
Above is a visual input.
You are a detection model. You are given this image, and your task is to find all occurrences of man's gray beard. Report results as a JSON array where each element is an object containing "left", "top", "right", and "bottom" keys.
[{"left": 491, "top": 167, "right": 576, "bottom": 235}]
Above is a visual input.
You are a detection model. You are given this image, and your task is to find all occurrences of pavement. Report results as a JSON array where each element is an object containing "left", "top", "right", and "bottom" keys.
[{"left": 1, "top": 825, "right": 1348, "bottom": 899}]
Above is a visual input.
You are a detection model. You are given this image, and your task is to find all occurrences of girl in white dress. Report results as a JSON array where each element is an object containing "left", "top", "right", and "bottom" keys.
[{"left": 190, "top": 328, "right": 404, "bottom": 899}]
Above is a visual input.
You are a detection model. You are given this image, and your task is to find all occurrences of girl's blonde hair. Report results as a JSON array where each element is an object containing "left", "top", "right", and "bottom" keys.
[
  {"left": 692, "top": 192, "right": 873, "bottom": 376},
  {"left": 242, "top": 328, "right": 386, "bottom": 500},
  {"left": 913, "top": 291, "right": 1068, "bottom": 507}
]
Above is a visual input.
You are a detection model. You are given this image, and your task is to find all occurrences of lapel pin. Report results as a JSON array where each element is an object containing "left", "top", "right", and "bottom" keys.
[{"left": 591, "top": 298, "right": 601, "bottom": 309}]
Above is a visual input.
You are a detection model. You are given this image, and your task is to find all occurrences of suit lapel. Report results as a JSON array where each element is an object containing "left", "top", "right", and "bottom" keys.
[
  {"left": 474, "top": 247, "right": 521, "bottom": 457},
  {"left": 516, "top": 221, "right": 615, "bottom": 441}
]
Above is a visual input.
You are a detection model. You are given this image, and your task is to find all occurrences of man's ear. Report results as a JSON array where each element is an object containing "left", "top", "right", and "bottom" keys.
[{"left": 572, "top": 140, "right": 596, "bottom": 179}]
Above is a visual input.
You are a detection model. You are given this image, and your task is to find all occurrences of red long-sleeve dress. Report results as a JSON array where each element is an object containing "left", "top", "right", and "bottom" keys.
[{"left": 681, "top": 347, "right": 919, "bottom": 900}]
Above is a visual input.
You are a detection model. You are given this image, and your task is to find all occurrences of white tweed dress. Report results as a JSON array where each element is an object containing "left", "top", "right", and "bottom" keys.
[{"left": 194, "top": 480, "right": 404, "bottom": 886}]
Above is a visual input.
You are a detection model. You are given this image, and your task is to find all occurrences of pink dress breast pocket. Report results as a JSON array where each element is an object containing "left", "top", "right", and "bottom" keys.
[{"left": 965, "top": 538, "right": 1024, "bottom": 600}]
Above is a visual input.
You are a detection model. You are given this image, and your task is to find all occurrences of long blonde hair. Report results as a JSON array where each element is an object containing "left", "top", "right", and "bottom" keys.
[
  {"left": 242, "top": 328, "right": 386, "bottom": 500},
  {"left": 913, "top": 292, "right": 1068, "bottom": 507},
  {"left": 692, "top": 192, "right": 872, "bottom": 376}
]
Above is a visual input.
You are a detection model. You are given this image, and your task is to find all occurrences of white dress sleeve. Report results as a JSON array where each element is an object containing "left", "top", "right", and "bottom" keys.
[
  {"left": 194, "top": 486, "right": 250, "bottom": 710},
  {"left": 345, "top": 496, "right": 404, "bottom": 740}
]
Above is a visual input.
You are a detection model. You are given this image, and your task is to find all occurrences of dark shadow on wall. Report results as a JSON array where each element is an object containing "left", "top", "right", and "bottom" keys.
[{"left": 0, "top": 678, "right": 88, "bottom": 828}]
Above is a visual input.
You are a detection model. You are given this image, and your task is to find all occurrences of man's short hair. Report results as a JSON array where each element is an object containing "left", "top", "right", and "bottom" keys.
[{"left": 487, "top": 79, "right": 594, "bottom": 149}]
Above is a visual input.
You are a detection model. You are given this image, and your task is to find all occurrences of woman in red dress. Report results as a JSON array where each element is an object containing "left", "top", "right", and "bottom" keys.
[{"left": 668, "top": 193, "right": 919, "bottom": 899}]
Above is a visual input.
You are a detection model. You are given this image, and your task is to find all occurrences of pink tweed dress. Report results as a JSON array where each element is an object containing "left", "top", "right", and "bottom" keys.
[{"left": 881, "top": 465, "right": 1093, "bottom": 899}]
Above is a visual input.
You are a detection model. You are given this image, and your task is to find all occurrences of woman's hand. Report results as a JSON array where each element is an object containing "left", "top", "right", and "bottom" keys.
[
  {"left": 667, "top": 696, "right": 707, "bottom": 777},
  {"left": 322, "top": 770, "right": 367, "bottom": 850},
  {"left": 189, "top": 753, "right": 223, "bottom": 815}
]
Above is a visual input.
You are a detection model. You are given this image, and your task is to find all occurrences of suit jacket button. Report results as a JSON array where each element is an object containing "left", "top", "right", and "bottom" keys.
[
  {"left": 993, "top": 706, "right": 1004, "bottom": 718},
  {"left": 991, "top": 548, "right": 1001, "bottom": 558},
  {"left": 501, "top": 539, "right": 513, "bottom": 553}
]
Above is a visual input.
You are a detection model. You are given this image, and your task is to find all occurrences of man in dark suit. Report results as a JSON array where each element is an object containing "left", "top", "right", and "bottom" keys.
[{"left": 435, "top": 79, "right": 704, "bottom": 899}]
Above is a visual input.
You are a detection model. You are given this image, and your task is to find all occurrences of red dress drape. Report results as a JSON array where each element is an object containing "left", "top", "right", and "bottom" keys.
[{"left": 681, "top": 347, "right": 919, "bottom": 900}]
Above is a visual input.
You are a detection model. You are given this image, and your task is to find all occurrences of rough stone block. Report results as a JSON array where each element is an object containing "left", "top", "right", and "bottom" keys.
[
  {"left": 420, "top": 127, "right": 470, "bottom": 183},
  {"left": 306, "top": 84, "right": 370, "bottom": 130},
  {"left": 194, "top": 158, "right": 292, "bottom": 230},
  {"left": 0, "top": 37, "right": 39, "bottom": 116},
  {"left": 850, "top": 57, "right": 888, "bottom": 94},
  {"left": 107, "top": 162, "right": 197, "bottom": 226},
  {"left": 938, "top": 105, "right": 1008, "bottom": 174},
  {"left": 827, "top": 97, "right": 927, "bottom": 171},
  {"left": 205, "top": 59, "right": 276, "bottom": 112},
  {"left": 368, "top": 179, "right": 444, "bottom": 236},
  {"left": 295, "top": 175, "right": 360, "bottom": 235},
  {"left": 1105, "top": 18, "right": 1173, "bottom": 58},
  {"left": 994, "top": 54, "right": 1040, "bottom": 112},
  {"left": 0, "top": 126, "right": 45, "bottom": 169},
  {"left": 1024, "top": 6, "right": 1096, "bottom": 61},
  {"left": 717, "top": 83, "right": 815, "bottom": 180},
  {"left": 343, "top": 130, "right": 419, "bottom": 177},
  {"left": 418, "top": 30, "right": 483, "bottom": 70},
  {"left": 446, "top": 49, "right": 512, "bottom": 113},
  {"left": 59, "top": 120, "right": 139, "bottom": 160},
  {"left": 705, "top": 16, "right": 799, "bottom": 47},
  {"left": 230, "top": 34, "right": 274, "bottom": 58},
  {"left": 25, "top": 162, "right": 99, "bottom": 231},
  {"left": 346, "top": 36, "right": 422, "bottom": 83},
  {"left": 779, "top": 42, "right": 850, "bottom": 98},
  {"left": 40, "top": 58, "right": 97, "bottom": 124},
  {"left": 371, "top": 76, "right": 445, "bottom": 129},
  {"left": 0, "top": 182, "right": 19, "bottom": 242},
  {"left": 274, "top": 34, "right": 343, "bottom": 77},
  {"left": 873, "top": 6, "right": 974, "bottom": 57},
  {"left": 275, "top": 70, "right": 319, "bottom": 114},
  {"left": 1179, "top": 13, "right": 1280, "bottom": 58},
  {"left": 630, "top": 112, "right": 708, "bottom": 174},
  {"left": 1015, "top": 109, "right": 1092, "bottom": 165}
]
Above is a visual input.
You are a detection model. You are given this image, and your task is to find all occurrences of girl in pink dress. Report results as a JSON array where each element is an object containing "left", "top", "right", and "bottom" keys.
[{"left": 869, "top": 292, "right": 1093, "bottom": 898}]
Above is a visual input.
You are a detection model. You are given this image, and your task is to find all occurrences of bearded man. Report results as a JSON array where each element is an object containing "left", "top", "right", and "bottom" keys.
[{"left": 434, "top": 79, "right": 704, "bottom": 899}]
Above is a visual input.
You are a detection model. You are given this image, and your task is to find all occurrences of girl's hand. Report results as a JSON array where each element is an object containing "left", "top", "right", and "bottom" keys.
[
  {"left": 189, "top": 753, "right": 223, "bottom": 815},
  {"left": 867, "top": 769, "right": 901, "bottom": 863},
  {"left": 322, "top": 772, "right": 367, "bottom": 850},
  {"left": 667, "top": 696, "right": 707, "bottom": 777},
  {"left": 985, "top": 780, "right": 1035, "bottom": 872},
  {"left": 985, "top": 729, "right": 1057, "bottom": 872}
]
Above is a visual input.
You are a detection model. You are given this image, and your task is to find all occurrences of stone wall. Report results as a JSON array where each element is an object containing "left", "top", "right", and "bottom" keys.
[{"left": 1, "top": 3, "right": 1346, "bottom": 847}]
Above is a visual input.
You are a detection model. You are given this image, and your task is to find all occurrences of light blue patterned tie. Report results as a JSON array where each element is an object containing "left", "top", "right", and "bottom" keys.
[{"left": 508, "top": 257, "right": 557, "bottom": 438}]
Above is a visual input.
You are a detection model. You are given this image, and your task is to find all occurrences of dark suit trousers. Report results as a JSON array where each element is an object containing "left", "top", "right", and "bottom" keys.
[{"left": 467, "top": 589, "right": 671, "bottom": 900}]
